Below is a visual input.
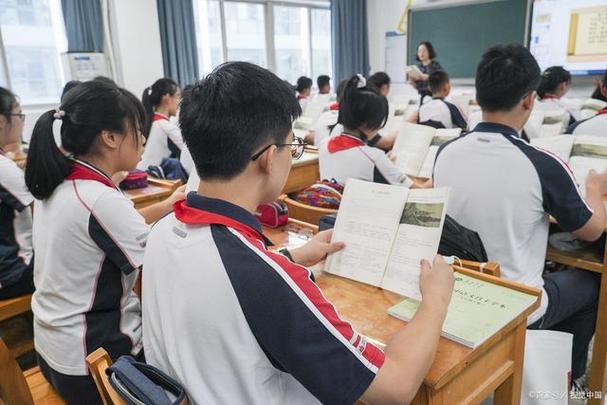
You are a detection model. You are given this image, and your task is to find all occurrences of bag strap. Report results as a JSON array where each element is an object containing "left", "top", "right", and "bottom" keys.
[{"left": 108, "top": 357, "right": 173, "bottom": 405}]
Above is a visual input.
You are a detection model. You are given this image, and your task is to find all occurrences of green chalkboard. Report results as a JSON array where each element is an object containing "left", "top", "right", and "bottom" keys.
[{"left": 408, "top": 0, "right": 530, "bottom": 79}]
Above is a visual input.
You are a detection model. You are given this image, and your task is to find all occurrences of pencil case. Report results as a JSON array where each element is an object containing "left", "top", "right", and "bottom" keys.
[
  {"left": 120, "top": 170, "right": 149, "bottom": 190},
  {"left": 256, "top": 201, "right": 288, "bottom": 228}
]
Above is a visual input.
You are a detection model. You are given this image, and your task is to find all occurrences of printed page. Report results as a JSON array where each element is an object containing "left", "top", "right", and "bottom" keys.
[
  {"left": 417, "top": 130, "right": 461, "bottom": 178},
  {"left": 380, "top": 187, "right": 450, "bottom": 300},
  {"left": 393, "top": 123, "right": 436, "bottom": 176},
  {"left": 569, "top": 135, "right": 607, "bottom": 196},
  {"left": 325, "top": 179, "right": 409, "bottom": 286},
  {"left": 388, "top": 272, "right": 537, "bottom": 348},
  {"left": 530, "top": 136, "right": 575, "bottom": 162}
]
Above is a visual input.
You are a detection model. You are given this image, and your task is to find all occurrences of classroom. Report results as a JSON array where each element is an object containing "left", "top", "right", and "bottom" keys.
[{"left": 0, "top": 0, "right": 607, "bottom": 404}]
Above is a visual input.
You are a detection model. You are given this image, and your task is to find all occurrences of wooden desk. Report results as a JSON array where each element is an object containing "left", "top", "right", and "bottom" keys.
[
  {"left": 264, "top": 222, "right": 540, "bottom": 404},
  {"left": 125, "top": 178, "right": 181, "bottom": 210},
  {"left": 282, "top": 151, "right": 319, "bottom": 194}
]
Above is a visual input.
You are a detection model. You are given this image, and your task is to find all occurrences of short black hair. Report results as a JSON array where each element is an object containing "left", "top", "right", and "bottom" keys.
[
  {"left": 0, "top": 86, "right": 18, "bottom": 123},
  {"left": 429, "top": 70, "right": 449, "bottom": 94},
  {"left": 296, "top": 76, "right": 313, "bottom": 93},
  {"left": 317, "top": 75, "right": 330, "bottom": 89},
  {"left": 367, "top": 72, "right": 391, "bottom": 89},
  {"left": 180, "top": 62, "right": 302, "bottom": 180},
  {"left": 416, "top": 41, "right": 437, "bottom": 61},
  {"left": 61, "top": 80, "right": 82, "bottom": 102},
  {"left": 537, "top": 66, "right": 571, "bottom": 98},
  {"left": 475, "top": 44, "right": 541, "bottom": 112},
  {"left": 592, "top": 73, "right": 607, "bottom": 101},
  {"left": 336, "top": 75, "right": 389, "bottom": 131}
]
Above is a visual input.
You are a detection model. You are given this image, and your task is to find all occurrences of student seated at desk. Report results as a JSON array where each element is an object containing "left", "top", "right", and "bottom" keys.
[
  {"left": 24, "top": 80, "right": 184, "bottom": 405},
  {"left": 536, "top": 66, "right": 577, "bottom": 125},
  {"left": 566, "top": 73, "right": 607, "bottom": 136},
  {"left": 317, "top": 74, "right": 331, "bottom": 95},
  {"left": 0, "top": 87, "right": 34, "bottom": 300},
  {"left": 138, "top": 78, "right": 184, "bottom": 170},
  {"left": 433, "top": 44, "right": 603, "bottom": 384},
  {"left": 319, "top": 74, "right": 414, "bottom": 187},
  {"left": 296, "top": 76, "right": 313, "bottom": 111},
  {"left": 306, "top": 79, "right": 347, "bottom": 146},
  {"left": 142, "top": 61, "right": 455, "bottom": 405},
  {"left": 367, "top": 71, "right": 391, "bottom": 98},
  {"left": 418, "top": 70, "right": 467, "bottom": 130}
]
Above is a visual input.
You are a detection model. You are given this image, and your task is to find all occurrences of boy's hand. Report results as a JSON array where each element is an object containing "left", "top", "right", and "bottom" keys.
[
  {"left": 289, "top": 230, "right": 345, "bottom": 267},
  {"left": 168, "top": 185, "right": 187, "bottom": 205},
  {"left": 419, "top": 256, "right": 454, "bottom": 309}
]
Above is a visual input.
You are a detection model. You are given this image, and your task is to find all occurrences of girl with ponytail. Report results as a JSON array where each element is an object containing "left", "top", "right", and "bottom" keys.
[
  {"left": 138, "top": 78, "right": 185, "bottom": 170},
  {"left": 318, "top": 74, "right": 416, "bottom": 188},
  {"left": 0, "top": 87, "right": 35, "bottom": 300},
  {"left": 536, "top": 66, "right": 578, "bottom": 125},
  {"left": 25, "top": 80, "right": 184, "bottom": 404}
]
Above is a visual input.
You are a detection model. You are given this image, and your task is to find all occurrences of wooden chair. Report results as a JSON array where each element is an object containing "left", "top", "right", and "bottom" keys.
[
  {"left": 0, "top": 338, "right": 64, "bottom": 405},
  {"left": 0, "top": 294, "right": 32, "bottom": 322},
  {"left": 85, "top": 348, "right": 125, "bottom": 405},
  {"left": 281, "top": 196, "right": 337, "bottom": 226},
  {"left": 459, "top": 259, "right": 501, "bottom": 278}
]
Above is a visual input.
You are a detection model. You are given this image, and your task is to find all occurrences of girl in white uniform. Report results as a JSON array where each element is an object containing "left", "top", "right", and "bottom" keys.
[
  {"left": 536, "top": 66, "right": 579, "bottom": 126},
  {"left": 138, "top": 78, "right": 184, "bottom": 170}
]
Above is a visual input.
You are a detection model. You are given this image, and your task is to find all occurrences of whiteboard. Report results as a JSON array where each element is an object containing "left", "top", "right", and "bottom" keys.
[{"left": 385, "top": 31, "right": 407, "bottom": 84}]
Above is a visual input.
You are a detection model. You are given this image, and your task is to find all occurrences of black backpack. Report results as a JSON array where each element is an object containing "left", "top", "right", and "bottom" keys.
[{"left": 438, "top": 215, "right": 488, "bottom": 262}]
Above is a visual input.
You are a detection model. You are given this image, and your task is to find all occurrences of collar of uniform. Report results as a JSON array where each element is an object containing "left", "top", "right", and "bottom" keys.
[
  {"left": 473, "top": 122, "right": 520, "bottom": 138},
  {"left": 328, "top": 102, "right": 340, "bottom": 111},
  {"left": 66, "top": 159, "right": 118, "bottom": 189},
  {"left": 174, "top": 192, "right": 265, "bottom": 241},
  {"left": 327, "top": 133, "right": 365, "bottom": 153},
  {"left": 432, "top": 97, "right": 445, "bottom": 101},
  {"left": 153, "top": 112, "right": 169, "bottom": 122},
  {"left": 541, "top": 94, "right": 559, "bottom": 100},
  {"left": 598, "top": 108, "right": 607, "bottom": 115}
]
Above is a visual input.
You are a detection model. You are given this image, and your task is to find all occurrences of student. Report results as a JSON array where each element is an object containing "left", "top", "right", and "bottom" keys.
[
  {"left": 591, "top": 75, "right": 607, "bottom": 102},
  {"left": 567, "top": 72, "right": 607, "bottom": 136},
  {"left": 296, "top": 76, "right": 313, "bottom": 110},
  {"left": 306, "top": 79, "right": 348, "bottom": 146},
  {"left": 536, "top": 66, "right": 577, "bottom": 125},
  {"left": 24, "top": 80, "right": 184, "bottom": 405},
  {"left": 409, "top": 41, "right": 443, "bottom": 99},
  {"left": 319, "top": 74, "right": 414, "bottom": 187},
  {"left": 138, "top": 78, "right": 184, "bottom": 170},
  {"left": 367, "top": 71, "right": 391, "bottom": 97},
  {"left": 142, "top": 61, "right": 454, "bottom": 404},
  {"left": 316, "top": 75, "right": 331, "bottom": 94},
  {"left": 0, "top": 87, "right": 34, "bottom": 300},
  {"left": 433, "top": 44, "right": 604, "bottom": 384},
  {"left": 418, "top": 70, "right": 467, "bottom": 130}
]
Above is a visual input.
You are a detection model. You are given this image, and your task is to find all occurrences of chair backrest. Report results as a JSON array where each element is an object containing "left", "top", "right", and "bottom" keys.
[
  {"left": 460, "top": 259, "right": 501, "bottom": 277},
  {"left": 0, "top": 294, "right": 32, "bottom": 322},
  {"left": 282, "top": 196, "right": 338, "bottom": 226},
  {"left": 85, "top": 348, "right": 125, "bottom": 405},
  {"left": 0, "top": 338, "right": 34, "bottom": 405}
]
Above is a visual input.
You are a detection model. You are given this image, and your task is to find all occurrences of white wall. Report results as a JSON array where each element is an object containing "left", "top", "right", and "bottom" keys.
[{"left": 367, "top": 0, "right": 406, "bottom": 75}]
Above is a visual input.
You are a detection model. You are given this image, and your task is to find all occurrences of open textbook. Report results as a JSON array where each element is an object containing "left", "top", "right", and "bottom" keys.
[
  {"left": 392, "top": 123, "right": 462, "bottom": 178},
  {"left": 325, "top": 179, "right": 450, "bottom": 300},
  {"left": 405, "top": 65, "right": 424, "bottom": 80},
  {"left": 388, "top": 272, "right": 537, "bottom": 348},
  {"left": 531, "top": 135, "right": 607, "bottom": 195}
]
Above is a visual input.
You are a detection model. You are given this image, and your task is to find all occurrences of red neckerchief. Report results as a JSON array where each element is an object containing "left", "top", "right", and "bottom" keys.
[
  {"left": 173, "top": 200, "right": 264, "bottom": 243},
  {"left": 597, "top": 108, "right": 607, "bottom": 116},
  {"left": 541, "top": 94, "right": 559, "bottom": 100},
  {"left": 327, "top": 134, "right": 365, "bottom": 153},
  {"left": 152, "top": 113, "right": 169, "bottom": 122},
  {"left": 297, "top": 95, "right": 306, "bottom": 100},
  {"left": 329, "top": 102, "right": 340, "bottom": 111},
  {"left": 66, "top": 159, "right": 116, "bottom": 189}
]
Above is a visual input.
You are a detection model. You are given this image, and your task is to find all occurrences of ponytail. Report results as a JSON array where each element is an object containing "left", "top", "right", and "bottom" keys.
[
  {"left": 141, "top": 78, "right": 179, "bottom": 138},
  {"left": 25, "top": 110, "right": 72, "bottom": 199},
  {"left": 333, "top": 74, "right": 389, "bottom": 132},
  {"left": 537, "top": 66, "right": 571, "bottom": 99},
  {"left": 25, "top": 80, "right": 146, "bottom": 200}
]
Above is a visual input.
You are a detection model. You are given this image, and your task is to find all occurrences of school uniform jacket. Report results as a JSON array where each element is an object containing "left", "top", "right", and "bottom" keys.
[
  {"left": 138, "top": 113, "right": 184, "bottom": 170},
  {"left": 0, "top": 152, "right": 33, "bottom": 288},
  {"left": 418, "top": 97, "right": 467, "bottom": 130},
  {"left": 319, "top": 134, "right": 413, "bottom": 187},
  {"left": 143, "top": 193, "right": 385, "bottom": 404},
  {"left": 32, "top": 159, "right": 149, "bottom": 375},
  {"left": 537, "top": 96, "right": 578, "bottom": 126},
  {"left": 566, "top": 108, "right": 607, "bottom": 136}
]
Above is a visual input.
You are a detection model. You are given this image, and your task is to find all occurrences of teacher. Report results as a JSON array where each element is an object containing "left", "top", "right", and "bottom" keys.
[{"left": 409, "top": 41, "right": 443, "bottom": 99}]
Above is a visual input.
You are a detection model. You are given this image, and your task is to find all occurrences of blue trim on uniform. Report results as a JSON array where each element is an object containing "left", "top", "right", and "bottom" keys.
[
  {"left": 565, "top": 117, "right": 591, "bottom": 134},
  {"left": 186, "top": 192, "right": 263, "bottom": 236},
  {"left": 473, "top": 122, "right": 520, "bottom": 137},
  {"left": 0, "top": 185, "right": 29, "bottom": 288},
  {"left": 168, "top": 138, "right": 181, "bottom": 159},
  {"left": 373, "top": 167, "right": 389, "bottom": 184},
  {"left": 443, "top": 100, "right": 467, "bottom": 130},
  {"left": 89, "top": 216, "right": 140, "bottom": 275},
  {"left": 502, "top": 135, "right": 593, "bottom": 232},
  {"left": 211, "top": 225, "right": 378, "bottom": 405}
]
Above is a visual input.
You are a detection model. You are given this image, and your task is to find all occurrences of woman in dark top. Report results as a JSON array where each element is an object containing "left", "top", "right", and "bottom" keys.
[{"left": 409, "top": 41, "right": 443, "bottom": 100}]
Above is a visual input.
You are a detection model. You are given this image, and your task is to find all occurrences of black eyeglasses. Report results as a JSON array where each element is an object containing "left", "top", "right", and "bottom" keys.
[
  {"left": 251, "top": 136, "right": 305, "bottom": 161},
  {"left": 10, "top": 113, "right": 25, "bottom": 122}
]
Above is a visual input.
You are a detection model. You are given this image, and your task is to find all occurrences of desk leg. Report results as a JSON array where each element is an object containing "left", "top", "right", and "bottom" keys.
[
  {"left": 589, "top": 270, "right": 607, "bottom": 405},
  {"left": 494, "top": 323, "right": 526, "bottom": 405}
]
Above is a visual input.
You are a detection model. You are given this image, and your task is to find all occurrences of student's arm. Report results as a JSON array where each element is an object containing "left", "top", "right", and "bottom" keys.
[
  {"left": 372, "top": 130, "right": 397, "bottom": 152},
  {"left": 368, "top": 148, "right": 415, "bottom": 188},
  {"left": 572, "top": 170, "right": 607, "bottom": 241},
  {"left": 288, "top": 229, "right": 344, "bottom": 266},
  {"left": 138, "top": 185, "right": 186, "bottom": 224},
  {"left": 360, "top": 256, "right": 453, "bottom": 404}
]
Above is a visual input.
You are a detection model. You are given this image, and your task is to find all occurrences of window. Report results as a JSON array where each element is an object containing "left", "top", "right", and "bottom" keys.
[
  {"left": 0, "top": 0, "right": 67, "bottom": 104},
  {"left": 193, "top": 0, "right": 331, "bottom": 86}
]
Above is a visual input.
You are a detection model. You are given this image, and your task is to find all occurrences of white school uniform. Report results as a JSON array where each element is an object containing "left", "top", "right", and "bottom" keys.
[
  {"left": 566, "top": 109, "right": 607, "bottom": 137},
  {"left": 32, "top": 159, "right": 148, "bottom": 375},
  {"left": 418, "top": 97, "right": 467, "bottom": 129},
  {"left": 536, "top": 95, "right": 578, "bottom": 126},
  {"left": 138, "top": 113, "right": 184, "bottom": 170}
]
